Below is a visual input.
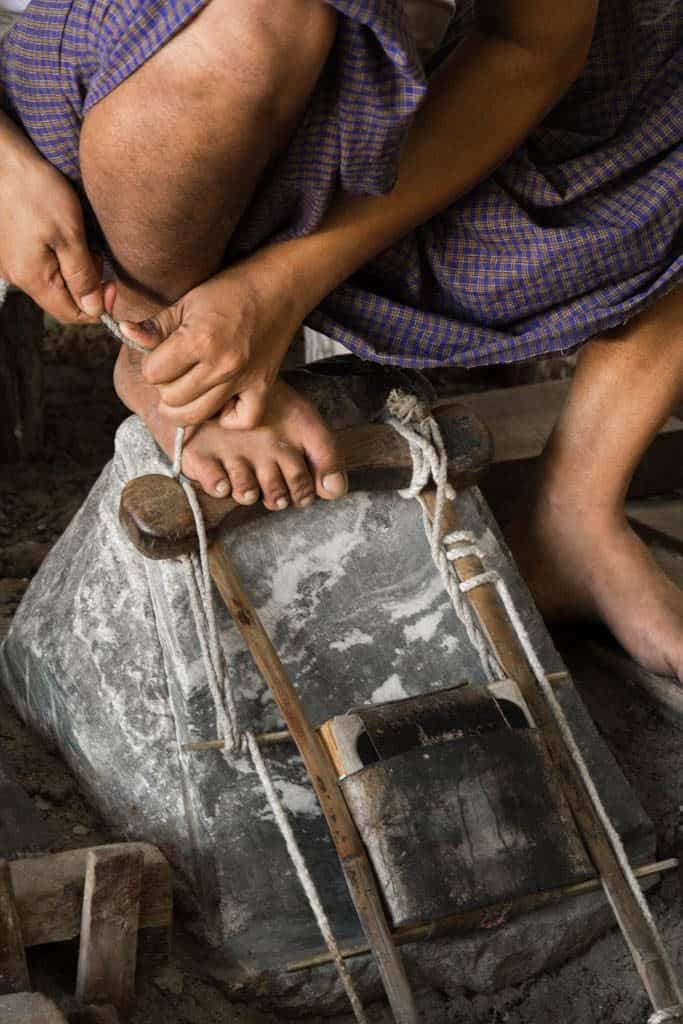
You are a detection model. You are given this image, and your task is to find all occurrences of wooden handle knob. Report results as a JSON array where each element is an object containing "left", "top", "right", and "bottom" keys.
[{"left": 118, "top": 403, "right": 492, "bottom": 560}]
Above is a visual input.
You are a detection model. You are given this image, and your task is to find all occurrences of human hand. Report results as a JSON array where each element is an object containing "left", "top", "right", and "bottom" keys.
[
  {"left": 119, "top": 251, "right": 302, "bottom": 429},
  {"left": 0, "top": 118, "right": 104, "bottom": 321}
]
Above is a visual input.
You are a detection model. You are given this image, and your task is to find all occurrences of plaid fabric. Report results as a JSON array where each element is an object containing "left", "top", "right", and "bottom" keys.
[{"left": 1, "top": 0, "right": 681, "bottom": 365}]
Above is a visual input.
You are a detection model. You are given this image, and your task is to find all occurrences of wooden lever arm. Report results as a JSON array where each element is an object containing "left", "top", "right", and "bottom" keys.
[{"left": 118, "top": 403, "right": 492, "bottom": 560}]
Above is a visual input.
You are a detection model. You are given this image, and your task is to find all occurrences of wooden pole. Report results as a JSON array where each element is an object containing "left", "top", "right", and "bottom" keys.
[
  {"left": 421, "top": 487, "right": 683, "bottom": 1017},
  {"left": 209, "top": 544, "right": 419, "bottom": 1024},
  {"left": 0, "top": 861, "right": 29, "bottom": 994}
]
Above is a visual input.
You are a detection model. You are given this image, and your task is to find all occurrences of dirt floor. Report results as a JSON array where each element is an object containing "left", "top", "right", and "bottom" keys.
[{"left": 1, "top": 325, "right": 682, "bottom": 1023}]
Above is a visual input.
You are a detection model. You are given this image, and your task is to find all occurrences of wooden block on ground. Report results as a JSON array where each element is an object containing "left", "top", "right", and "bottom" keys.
[
  {"left": 0, "top": 754, "right": 53, "bottom": 859},
  {"left": 458, "top": 382, "right": 683, "bottom": 521},
  {"left": 9, "top": 843, "right": 171, "bottom": 952},
  {"left": 75, "top": 848, "right": 143, "bottom": 1017},
  {"left": 0, "top": 861, "right": 29, "bottom": 995},
  {"left": 0, "top": 992, "right": 68, "bottom": 1023}
]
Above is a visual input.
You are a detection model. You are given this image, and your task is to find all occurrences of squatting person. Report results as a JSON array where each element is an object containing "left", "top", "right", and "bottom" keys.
[{"left": 0, "top": 0, "right": 681, "bottom": 683}]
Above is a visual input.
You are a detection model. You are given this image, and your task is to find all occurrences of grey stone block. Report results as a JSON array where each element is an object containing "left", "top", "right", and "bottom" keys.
[{"left": 0, "top": 416, "right": 655, "bottom": 1003}]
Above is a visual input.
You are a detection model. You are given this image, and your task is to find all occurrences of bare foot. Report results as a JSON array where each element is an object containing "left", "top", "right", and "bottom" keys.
[
  {"left": 506, "top": 497, "right": 683, "bottom": 682},
  {"left": 115, "top": 350, "right": 347, "bottom": 511}
]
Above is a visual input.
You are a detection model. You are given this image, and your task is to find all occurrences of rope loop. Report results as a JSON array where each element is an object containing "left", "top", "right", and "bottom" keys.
[{"left": 649, "top": 1009, "right": 683, "bottom": 1024}]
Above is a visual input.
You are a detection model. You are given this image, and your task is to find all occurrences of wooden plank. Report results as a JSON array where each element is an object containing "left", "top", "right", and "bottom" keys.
[
  {"left": 0, "top": 754, "right": 53, "bottom": 859},
  {"left": 8, "top": 843, "right": 171, "bottom": 951},
  {"left": 457, "top": 382, "right": 683, "bottom": 520},
  {"left": 75, "top": 848, "right": 143, "bottom": 1017},
  {"left": 0, "top": 992, "right": 67, "bottom": 1023},
  {"left": 0, "top": 862, "right": 29, "bottom": 995}
]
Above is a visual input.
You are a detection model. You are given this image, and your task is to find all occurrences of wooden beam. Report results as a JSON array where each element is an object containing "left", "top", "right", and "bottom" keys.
[
  {"left": 457, "top": 382, "right": 683, "bottom": 520},
  {"left": 8, "top": 844, "right": 171, "bottom": 951},
  {"left": 76, "top": 848, "right": 143, "bottom": 1018},
  {"left": 0, "top": 861, "right": 29, "bottom": 994}
]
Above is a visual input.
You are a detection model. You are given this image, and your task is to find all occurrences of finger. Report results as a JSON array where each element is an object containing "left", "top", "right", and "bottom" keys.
[
  {"left": 219, "top": 386, "right": 268, "bottom": 430},
  {"left": 54, "top": 234, "right": 104, "bottom": 316},
  {"left": 30, "top": 255, "right": 89, "bottom": 323},
  {"left": 277, "top": 449, "right": 316, "bottom": 508},
  {"left": 255, "top": 460, "right": 290, "bottom": 511},
  {"left": 158, "top": 381, "right": 235, "bottom": 426},
  {"left": 182, "top": 451, "right": 231, "bottom": 498},
  {"left": 103, "top": 280, "right": 117, "bottom": 314},
  {"left": 157, "top": 361, "right": 229, "bottom": 409},
  {"left": 223, "top": 457, "right": 259, "bottom": 506},
  {"left": 118, "top": 304, "right": 185, "bottom": 363},
  {"left": 302, "top": 417, "right": 347, "bottom": 501}
]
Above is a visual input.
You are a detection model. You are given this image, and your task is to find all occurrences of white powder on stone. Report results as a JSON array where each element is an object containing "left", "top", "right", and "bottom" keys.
[
  {"left": 403, "top": 608, "right": 444, "bottom": 644},
  {"left": 275, "top": 780, "right": 319, "bottom": 816},
  {"left": 330, "top": 629, "right": 374, "bottom": 652},
  {"left": 371, "top": 674, "right": 408, "bottom": 704}
]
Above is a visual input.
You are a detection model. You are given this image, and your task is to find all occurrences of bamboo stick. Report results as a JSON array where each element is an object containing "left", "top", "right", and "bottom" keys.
[
  {"left": 208, "top": 544, "right": 419, "bottom": 1024},
  {"left": 421, "top": 487, "right": 683, "bottom": 1017},
  {"left": 286, "top": 858, "right": 678, "bottom": 972}
]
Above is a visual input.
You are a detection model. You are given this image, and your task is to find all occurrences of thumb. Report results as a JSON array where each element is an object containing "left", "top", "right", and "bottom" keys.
[
  {"left": 219, "top": 387, "right": 268, "bottom": 430},
  {"left": 118, "top": 303, "right": 183, "bottom": 353},
  {"left": 55, "top": 237, "right": 104, "bottom": 317}
]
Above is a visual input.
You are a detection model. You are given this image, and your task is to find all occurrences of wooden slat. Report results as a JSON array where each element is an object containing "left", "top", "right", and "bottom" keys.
[
  {"left": 0, "top": 862, "right": 29, "bottom": 995},
  {"left": 9, "top": 844, "right": 171, "bottom": 949},
  {"left": 75, "top": 848, "right": 143, "bottom": 1017}
]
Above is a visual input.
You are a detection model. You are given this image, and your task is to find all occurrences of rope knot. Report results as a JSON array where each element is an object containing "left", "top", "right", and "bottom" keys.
[{"left": 385, "top": 387, "right": 431, "bottom": 425}]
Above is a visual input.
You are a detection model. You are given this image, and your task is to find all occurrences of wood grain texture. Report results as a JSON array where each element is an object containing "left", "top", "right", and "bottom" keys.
[
  {"left": 9, "top": 844, "right": 171, "bottom": 951},
  {"left": 421, "top": 488, "right": 683, "bottom": 1015},
  {"left": 208, "top": 544, "right": 419, "bottom": 1024},
  {"left": 119, "top": 404, "right": 492, "bottom": 560},
  {"left": 458, "top": 382, "right": 683, "bottom": 522},
  {"left": 341, "top": 731, "right": 592, "bottom": 928},
  {"left": 0, "top": 861, "right": 29, "bottom": 995},
  {"left": 75, "top": 847, "right": 143, "bottom": 1017}
]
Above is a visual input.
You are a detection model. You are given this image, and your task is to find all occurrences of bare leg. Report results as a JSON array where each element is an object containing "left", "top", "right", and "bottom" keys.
[
  {"left": 507, "top": 284, "right": 683, "bottom": 680},
  {"left": 81, "top": 0, "right": 346, "bottom": 508}
]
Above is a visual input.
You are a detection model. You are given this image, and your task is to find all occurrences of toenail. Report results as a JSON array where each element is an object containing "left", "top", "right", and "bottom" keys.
[
  {"left": 215, "top": 480, "right": 230, "bottom": 497},
  {"left": 242, "top": 489, "right": 259, "bottom": 505},
  {"left": 300, "top": 495, "right": 315, "bottom": 508},
  {"left": 322, "top": 472, "right": 346, "bottom": 496},
  {"left": 275, "top": 497, "right": 289, "bottom": 511}
]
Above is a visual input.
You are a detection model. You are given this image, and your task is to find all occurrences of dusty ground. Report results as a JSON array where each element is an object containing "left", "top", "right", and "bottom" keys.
[{"left": 1, "top": 326, "right": 682, "bottom": 1023}]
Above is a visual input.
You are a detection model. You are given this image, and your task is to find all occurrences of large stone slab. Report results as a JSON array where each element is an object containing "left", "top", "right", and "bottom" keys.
[{"left": 0, "top": 416, "right": 654, "bottom": 1001}]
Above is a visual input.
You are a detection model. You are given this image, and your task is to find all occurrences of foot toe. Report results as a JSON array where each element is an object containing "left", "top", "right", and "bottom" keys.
[
  {"left": 257, "top": 461, "right": 290, "bottom": 512},
  {"left": 279, "top": 453, "right": 316, "bottom": 508},
  {"left": 226, "top": 458, "right": 260, "bottom": 505},
  {"left": 182, "top": 453, "right": 231, "bottom": 499}
]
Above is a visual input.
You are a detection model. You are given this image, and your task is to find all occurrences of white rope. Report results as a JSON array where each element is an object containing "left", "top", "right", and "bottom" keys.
[
  {"left": 385, "top": 389, "right": 502, "bottom": 682},
  {"left": 0, "top": 279, "right": 9, "bottom": 309},
  {"left": 388, "top": 388, "right": 683, "bottom": 1022},
  {"left": 247, "top": 731, "right": 369, "bottom": 1024}
]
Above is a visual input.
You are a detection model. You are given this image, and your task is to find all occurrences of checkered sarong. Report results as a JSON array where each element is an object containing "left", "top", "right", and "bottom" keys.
[{"left": 1, "top": 0, "right": 681, "bottom": 365}]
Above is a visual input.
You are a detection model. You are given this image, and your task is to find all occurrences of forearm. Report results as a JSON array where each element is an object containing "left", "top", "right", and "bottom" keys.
[
  {"left": 268, "top": 18, "right": 595, "bottom": 317},
  {"left": 0, "top": 106, "right": 43, "bottom": 175}
]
